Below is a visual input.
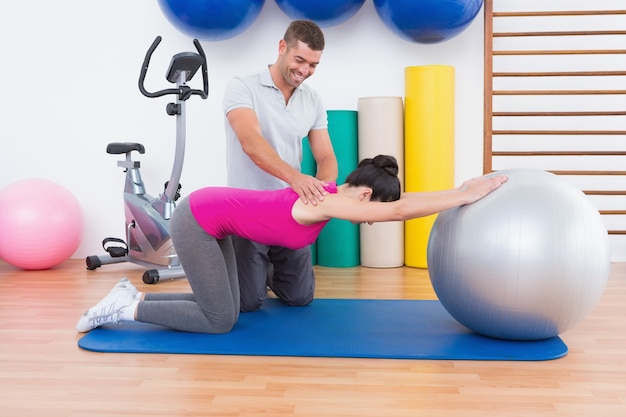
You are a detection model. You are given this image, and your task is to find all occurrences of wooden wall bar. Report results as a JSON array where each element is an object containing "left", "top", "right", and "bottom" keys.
[{"left": 483, "top": 0, "right": 626, "bottom": 236}]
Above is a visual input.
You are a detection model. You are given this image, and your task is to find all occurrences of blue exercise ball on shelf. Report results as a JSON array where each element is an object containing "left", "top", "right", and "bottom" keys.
[
  {"left": 158, "top": 0, "right": 265, "bottom": 41},
  {"left": 275, "top": 0, "right": 366, "bottom": 27},
  {"left": 373, "top": 0, "right": 483, "bottom": 44}
]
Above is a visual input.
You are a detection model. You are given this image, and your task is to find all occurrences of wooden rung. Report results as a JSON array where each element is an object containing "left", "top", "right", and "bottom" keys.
[
  {"left": 493, "top": 151, "right": 626, "bottom": 156},
  {"left": 494, "top": 50, "right": 626, "bottom": 55},
  {"left": 608, "top": 230, "right": 626, "bottom": 235},
  {"left": 601, "top": 210, "right": 626, "bottom": 215},
  {"left": 493, "top": 130, "right": 626, "bottom": 135},
  {"left": 550, "top": 170, "right": 626, "bottom": 175},
  {"left": 493, "top": 111, "right": 626, "bottom": 117},
  {"left": 493, "top": 90, "right": 626, "bottom": 95},
  {"left": 585, "top": 190, "right": 626, "bottom": 196},
  {"left": 493, "top": 71, "right": 626, "bottom": 77},
  {"left": 494, "top": 30, "right": 626, "bottom": 37},
  {"left": 493, "top": 10, "right": 626, "bottom": 18}
]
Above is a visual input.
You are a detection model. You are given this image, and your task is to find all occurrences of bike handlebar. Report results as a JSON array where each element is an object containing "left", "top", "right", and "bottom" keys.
[{"left": 138, "top": 36, "right": 209, "bottom": 100}]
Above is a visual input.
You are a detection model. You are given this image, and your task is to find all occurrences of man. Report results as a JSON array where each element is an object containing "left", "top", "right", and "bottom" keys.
[{"left": 223, "top": 20, "right": 338, "bottom": 312}]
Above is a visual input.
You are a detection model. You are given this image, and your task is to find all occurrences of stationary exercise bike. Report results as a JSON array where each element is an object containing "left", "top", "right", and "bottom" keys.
[{"left": 86, "top": 36, "right": 208, "bottom": 284}]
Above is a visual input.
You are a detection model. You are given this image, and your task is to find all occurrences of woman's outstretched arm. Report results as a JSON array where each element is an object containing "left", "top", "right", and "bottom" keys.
[
  {"left": 302, "top": 174, "right": 508, "bottom": 224},
  {"left": 395, "top": 174, "right": 508, "bottom": 220}
]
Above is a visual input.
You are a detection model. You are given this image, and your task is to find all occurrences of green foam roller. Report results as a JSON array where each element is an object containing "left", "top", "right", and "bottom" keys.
[{"left": 316, "top": 110, "right": 360, "bottom": 267}]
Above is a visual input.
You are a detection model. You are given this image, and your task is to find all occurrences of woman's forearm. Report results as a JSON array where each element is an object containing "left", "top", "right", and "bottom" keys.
[{"left": 397, "top": 175, "right": 507, "bottom": 220}]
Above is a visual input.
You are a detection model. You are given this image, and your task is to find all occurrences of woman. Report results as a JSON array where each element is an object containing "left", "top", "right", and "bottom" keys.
[{"left": 76, "top": 155, "right": 507, "bottom": 334}]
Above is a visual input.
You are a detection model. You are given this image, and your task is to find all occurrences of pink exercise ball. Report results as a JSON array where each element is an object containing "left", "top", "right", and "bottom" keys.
[{"left": 0, "top": 179, "right": 83, "bottom": 270}]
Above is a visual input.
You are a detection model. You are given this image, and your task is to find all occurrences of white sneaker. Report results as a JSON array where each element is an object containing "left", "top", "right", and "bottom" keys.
[
  {"left": 76, "top": 279, "right": 136, "bottom": 332},
  {"left": 114, "top": 277, "right": 140, "bottom": 300}
]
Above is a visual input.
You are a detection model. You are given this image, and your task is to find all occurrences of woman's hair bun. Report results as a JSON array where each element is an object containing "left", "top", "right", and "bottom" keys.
[{"left": 372, "top": 154, "right": 399, "bottom": 177}]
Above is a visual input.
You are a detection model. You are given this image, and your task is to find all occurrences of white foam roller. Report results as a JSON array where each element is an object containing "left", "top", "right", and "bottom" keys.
[{"left": 357, "top": 96, "right": 405, "bottom": 268}]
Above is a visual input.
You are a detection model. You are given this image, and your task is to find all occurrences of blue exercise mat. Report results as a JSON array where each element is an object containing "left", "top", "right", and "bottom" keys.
[{"left": 77, "top": 299, "right": 568, "bottom": 361}]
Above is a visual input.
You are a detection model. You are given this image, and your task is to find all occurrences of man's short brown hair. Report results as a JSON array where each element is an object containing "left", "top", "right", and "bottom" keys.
[{"left": 283, "top": 20, "right": 325, "bottom": 51}]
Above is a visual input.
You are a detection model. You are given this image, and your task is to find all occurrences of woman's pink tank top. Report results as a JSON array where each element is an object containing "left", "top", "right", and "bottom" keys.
[{"left": 189, "top": 183, "right": 336, "bottom": 250}]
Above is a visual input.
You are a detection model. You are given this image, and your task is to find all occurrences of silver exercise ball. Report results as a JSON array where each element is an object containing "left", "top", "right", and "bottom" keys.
[{"left": 427, "top": 169, "right": 610, "bottom": 340}]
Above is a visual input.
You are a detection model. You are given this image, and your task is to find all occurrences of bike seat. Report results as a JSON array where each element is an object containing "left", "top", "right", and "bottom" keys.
[{"left": 106, "top": 142, "right": 146, "bottom": 155}]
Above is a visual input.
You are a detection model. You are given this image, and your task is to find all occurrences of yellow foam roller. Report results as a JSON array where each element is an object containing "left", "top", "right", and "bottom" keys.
[{"left": 404, "top": 65, "right": 455, "bottom": 268}]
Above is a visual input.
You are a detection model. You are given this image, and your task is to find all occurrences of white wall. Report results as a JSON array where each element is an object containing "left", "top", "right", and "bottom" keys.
[
  {"left": 4, "top": 1, "right": 624, "bottom": 263},
  {"left": 0, "top": 0, "right": 487, "bottom": 260},
  {"left": 27, "top": 4, "right": 616, "bottom": 272}
]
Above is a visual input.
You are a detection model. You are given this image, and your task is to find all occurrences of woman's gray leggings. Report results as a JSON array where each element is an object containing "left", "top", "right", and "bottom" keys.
[{"left": 135, "top": 196, "right": 240, "bottom": 333}]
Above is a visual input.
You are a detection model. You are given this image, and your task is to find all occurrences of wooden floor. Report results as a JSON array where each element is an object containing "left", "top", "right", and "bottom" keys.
[{"left": 1, "top": 259, "right": 625, "bottom": 417}]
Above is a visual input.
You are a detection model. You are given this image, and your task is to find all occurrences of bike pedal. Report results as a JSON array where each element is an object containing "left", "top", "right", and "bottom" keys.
[{"left": 102, "top": 237, "right": 129, "bottom": 258}]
